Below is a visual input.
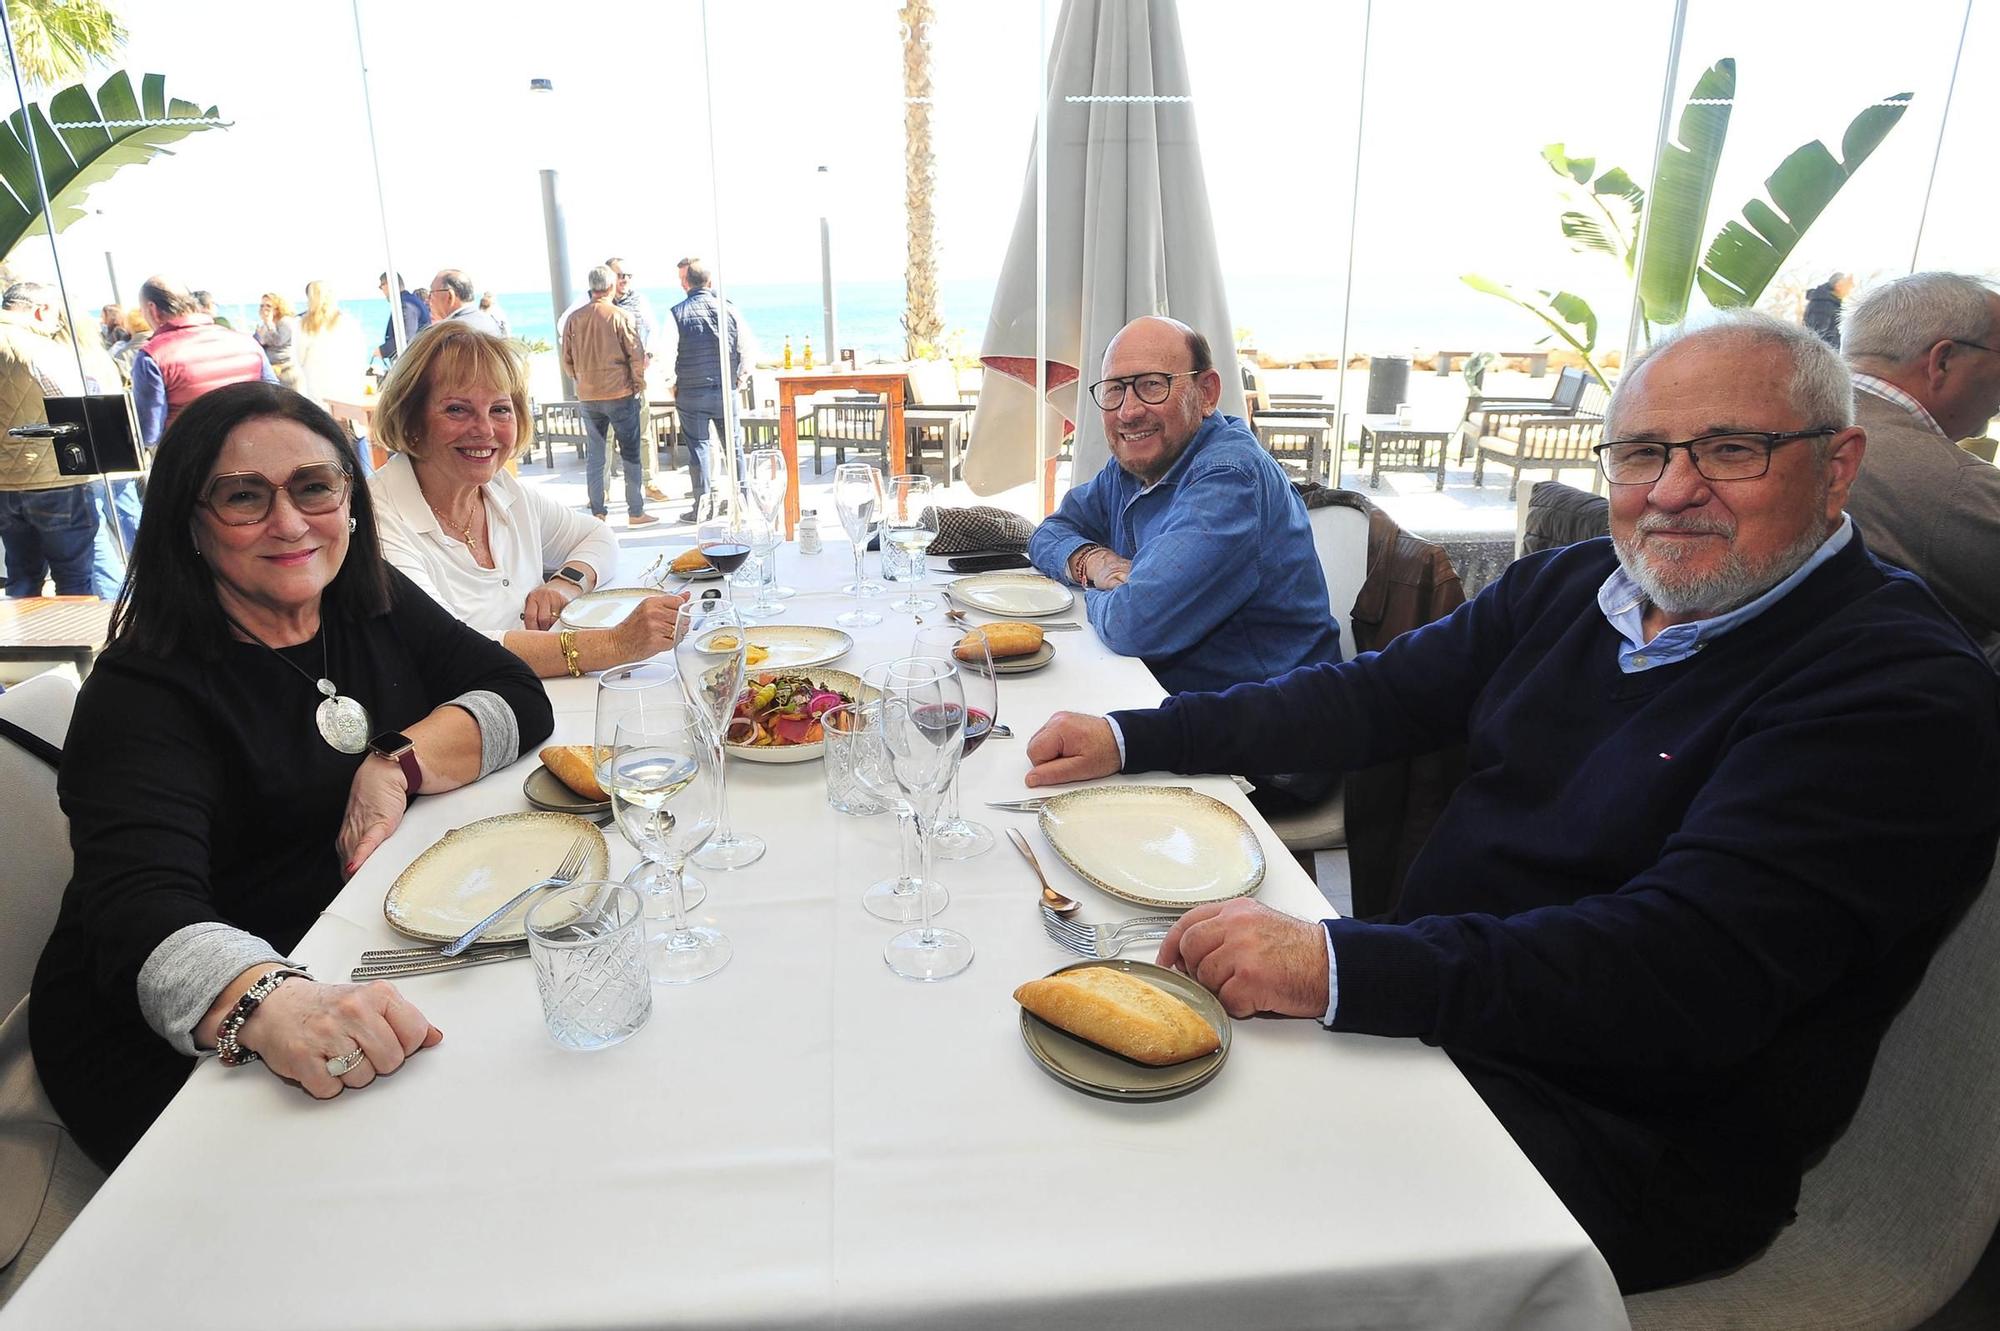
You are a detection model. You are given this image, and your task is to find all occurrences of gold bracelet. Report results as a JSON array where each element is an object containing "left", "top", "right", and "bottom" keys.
[{"left": 559, "top": 628, "right": 583, "bottom": 678}]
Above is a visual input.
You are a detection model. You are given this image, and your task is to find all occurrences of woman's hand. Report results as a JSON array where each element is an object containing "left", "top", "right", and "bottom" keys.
[
  {"left": 605, "top": 593, "right": 687, "bottom": 663},
  {"left": 338, "top": 755, "right": 410, "bottom": 877},
  {"left": 239, "top": 976, "right": 443, "bottom": 1098},
  {"left": 522, "top": 578, "right": 579, "bottom": 632}
]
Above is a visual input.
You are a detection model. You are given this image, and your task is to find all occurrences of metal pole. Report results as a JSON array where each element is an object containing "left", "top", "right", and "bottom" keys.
[
  {"left": 818, "top": 166, "right": 839, "bottom": 360},
  {"left": 699, "top": 0, "right": 743, "bottom": 518},
  {"left": 350, "top": 1, "right": 405, "bottom": 363},
  {"left": 1329, "top": 0, "right": 1371, "bottom": 490},
  {"left": 1909, "top": 0, "right": 1973, "bottom": 272},
  {"left": 1034, "top": 0, "right": 1049, "bottom": 514},
  {"left": 1625, "top": 0, "right": 1689, "bottom": 366},
  {"left": 103, "top": 252, "right": 121, "bottom": 307},
  {"left": 539, "top": 167, "right": 575, "bottom": 399}
]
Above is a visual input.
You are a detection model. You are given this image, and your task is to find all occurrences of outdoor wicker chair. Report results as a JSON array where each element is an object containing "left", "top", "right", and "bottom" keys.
[
  {"left": 813, "top": 399, "right": 893, "bottom": 472},
  {"left": 529, "top": 400, "right": 590, "bottom": 469},
  {"left": 1456, "top": 366, "right": 1590, "bottom": 461},
  {"left": 1472, "top": 413, "right": 1606, "bottom": 501}
]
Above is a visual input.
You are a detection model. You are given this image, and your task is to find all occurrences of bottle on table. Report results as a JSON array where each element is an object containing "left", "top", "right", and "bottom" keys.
[
  {"left": 782, "top": 335, "right": 793, "bottom": 370},
  {"left": 798, "top": 508, "right": 822, "bottom": 555},
  {"left": 803, "top": 337, "right": 815, "bottom": 370}
]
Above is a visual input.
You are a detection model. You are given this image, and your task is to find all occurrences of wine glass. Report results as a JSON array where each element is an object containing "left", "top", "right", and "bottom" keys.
[
  {"left": 674, "top": 597, "right": 766, "bottom": 871},
  {"left": 910, "top": 625, "right": 997, "bottom": 859},
  {"left": 698, "top": 518, "right": 751, "bottom": 606},
  {"left": 875, "top": 655, "right": 974, "bottom": 980},
  {"left": 832, "top": 462, "right": 884, "bottom": 627},
  {"left": 850, "top": 661, "right": 949, "bottom": 923},
  {"left": 746, "top": 448, "right": 796, "bottom": 601},
  {"left": 594, "top": 660, "right": 704, "bottom": 909},
  {"left": 736, "top": 516, "right": 786, "bottom": 622},
  {"left": 607, "top": 705, "right": 728, "bottom": 983},
  {"left": 883, "top": 473, "right": 938, "bottom": 614}
]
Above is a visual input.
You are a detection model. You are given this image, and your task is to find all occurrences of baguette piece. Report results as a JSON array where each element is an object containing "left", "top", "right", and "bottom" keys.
[
  {"left": 1014, "top": 967, "right": 1220, "bottom": 1066},
  {"left": 539, "top": 744, "right": 609, "bottom": 802},
  {"left": 956, "top": 622, "right": 1045, "bottom": 661}
]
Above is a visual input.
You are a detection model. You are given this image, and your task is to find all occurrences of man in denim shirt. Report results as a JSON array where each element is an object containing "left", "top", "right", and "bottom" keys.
[{"left": 1028, "top": 315, "right": 1341, "bottom": 700}]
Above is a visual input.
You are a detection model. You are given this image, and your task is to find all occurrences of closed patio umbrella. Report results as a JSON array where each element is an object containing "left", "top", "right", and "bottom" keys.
[{"left": 964, "top": 0, "right": 1243, "bottom": 498}]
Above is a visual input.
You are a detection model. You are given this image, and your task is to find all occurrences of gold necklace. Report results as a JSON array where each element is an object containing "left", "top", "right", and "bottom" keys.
[{"left": 427, "top": 495, "right": 481, "bottom": 547}]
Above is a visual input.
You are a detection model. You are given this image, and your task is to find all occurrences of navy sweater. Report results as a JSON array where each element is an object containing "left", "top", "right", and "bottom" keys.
[{"left": 1116, "top": 535, "right": 2000, "bottom": 1229}]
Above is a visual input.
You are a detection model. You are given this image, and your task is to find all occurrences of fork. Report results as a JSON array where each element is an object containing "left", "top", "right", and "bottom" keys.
[
  {"left": 943, "top": 606, "right": 1083, "bottom": 632},
  {"left": 437, "top": 835, "right": 592, "bottom": 957},
  {"left": 1039, "top": 904, "right": 1179, "bottom": 958}
]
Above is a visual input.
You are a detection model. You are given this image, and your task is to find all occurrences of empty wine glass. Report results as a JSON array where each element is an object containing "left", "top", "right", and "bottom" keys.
[
  {"left": 876, "top": 655, "right": 973, "bottom": 980},
  {"left": 911, "top": 624, "right": 997, "bottom": 859},
  {"left": 883, "top": 473, "right": 938, "bottom": 614},
  {"left": 737, "top": 516, "right": 786, "bottom": 621},
  {"left": 746, "top": 448, "right": 796, "bottom": 600},
  {"left": 833, "top": 462, "right": 883, "bottom": 627},
  {"left": 850, "top": 661, "right": 948, "bottom": 923},
  {"left": 594, "top": 660, "right": 705, "bottom": 909},
  {"left": 607, "top": 706, "right": 728, "bottom": 983},
  {"left": 698, "top": 518, "right": 751, "bottom": 606},
  {"left": 674, "top": 598, "right": 766, "bottom": 871}
]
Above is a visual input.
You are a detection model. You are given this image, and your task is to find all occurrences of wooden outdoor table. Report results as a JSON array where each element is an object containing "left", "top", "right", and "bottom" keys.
[
  {"left": 1361, "top": 417, "right": 1453, "bottom": 490},
  {"left": 774, "top": 371, "right": 909, "bottom": 537},
  {"left": 0, "top": 595, "right": 114, "bottom": 677}
]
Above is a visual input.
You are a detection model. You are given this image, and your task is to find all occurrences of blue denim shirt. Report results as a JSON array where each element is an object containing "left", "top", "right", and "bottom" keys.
[{"left": 1029, "top": 413, "right": 1341, "bottom": 695}]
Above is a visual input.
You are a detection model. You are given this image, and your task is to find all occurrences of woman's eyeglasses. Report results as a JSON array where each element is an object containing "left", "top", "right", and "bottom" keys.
[{"left": 199, "top": 462, "right": 352, "bottom": 525}]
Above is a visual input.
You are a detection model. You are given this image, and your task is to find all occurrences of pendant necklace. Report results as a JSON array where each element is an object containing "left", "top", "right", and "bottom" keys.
[
  {"left": 428, "top": 494, "right": 480, "bottom": 548},
  {"left": 223, "top": 612, "right": 372, "bottom": 753}
]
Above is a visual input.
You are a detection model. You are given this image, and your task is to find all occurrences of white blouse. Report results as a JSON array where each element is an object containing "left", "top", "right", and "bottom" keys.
[{"left": 370, "top": 453, "right": 621, "bottom": 637}]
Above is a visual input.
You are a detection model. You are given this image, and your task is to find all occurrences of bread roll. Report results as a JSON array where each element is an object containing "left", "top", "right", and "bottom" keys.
[
  {"left": 670, "top": 548, "right": 711, "bottom": 574},
  {"left": 956, "top": 622, "right": 1045, "bottom": 661},
  {"left": 1014, "top": 967, "right": 1220, "bottom": 1066},
  {"left": 539, "top": 744, "right": 608, "bottom": 802}
]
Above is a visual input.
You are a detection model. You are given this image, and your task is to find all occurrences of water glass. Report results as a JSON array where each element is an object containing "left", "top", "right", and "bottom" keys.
[
  {"left": 526, "top": 881, "right": 652, "bottom": 1051},
  {"left": 823, "top": 702, "right": 887, "bottom": 816},
  {"left": 883, "top": 473, "right": 938, "bottom": 614}
]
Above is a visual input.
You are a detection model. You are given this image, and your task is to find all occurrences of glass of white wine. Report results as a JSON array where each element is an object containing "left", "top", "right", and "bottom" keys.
[
  {"left": 608, "top": 705, "right": 728, "bottom": 984},
  {"left": 883, "top": 473, "right": 938, "bottom": 614},
  {"left": 594, "top": 660, "right": 705, "bottom": 909}
]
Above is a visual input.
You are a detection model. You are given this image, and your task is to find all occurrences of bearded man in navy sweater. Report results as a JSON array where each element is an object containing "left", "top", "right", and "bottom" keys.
[{"left": 1025, "top": 312, "right": 2000, "bottom": 1293}]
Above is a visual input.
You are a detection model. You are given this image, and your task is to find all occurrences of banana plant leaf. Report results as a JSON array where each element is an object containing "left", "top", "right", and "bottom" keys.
[
  {"left": 0, "top": 70, "right": 224, "bottom": 261},
  {"left": 1461, "top": 274, "right": 1611, "bottom": 389},
  {"left": 1636, "top": 58, "right": 1735, "bottom": 327},
  {"left": 1695, "top": 93, "right": 1912, "bottom": 308}
]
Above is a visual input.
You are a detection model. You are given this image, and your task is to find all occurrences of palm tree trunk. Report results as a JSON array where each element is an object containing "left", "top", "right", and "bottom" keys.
[{"left": 900, "top": 0, "right": 942, "bottom": 359}]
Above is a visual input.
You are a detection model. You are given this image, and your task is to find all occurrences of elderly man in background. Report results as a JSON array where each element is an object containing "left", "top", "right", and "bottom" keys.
[
  {"left": 560, "top": 264, "right": 653, "bottom": 527},
  {"left": 1024, "top": 311, "right": 2000, "bottom": 1293},
  {"left": 605, "top": 256, "right": 669, "bottom": 504},
  {"left": 426, "top": 269, "right": 503, "bottom": 336},
  {"left": 663, "top": 257, "right": 753, "bottom": 523},
  {"left": 1840, "top": 271, "right": 2000, "bottom": 664}
]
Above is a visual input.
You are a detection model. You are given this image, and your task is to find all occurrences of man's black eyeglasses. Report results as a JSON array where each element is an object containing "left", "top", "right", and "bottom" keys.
[
  {"left": 1950, "top": 338, "right": 2000, "bottom": 356},
  {"left": 1592, "top": 429, "right": 1835, "bottom": 486},
  {"left": 1088, "top": 371, "right": 1197, "bottom": 411}
]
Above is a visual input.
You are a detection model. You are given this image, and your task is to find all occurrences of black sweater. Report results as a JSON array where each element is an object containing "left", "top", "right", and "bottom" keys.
[
  {"left": 33, "top": 570, "right": 553, "bottom": 1166},
  {"left": 1118, "top": 535, "right": 2000, "bottom": 1265}
]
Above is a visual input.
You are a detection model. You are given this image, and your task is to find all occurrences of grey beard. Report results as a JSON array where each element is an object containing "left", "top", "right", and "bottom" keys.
[{"left": 1614, "top": 511, "right": 1833, "bottom": 618}]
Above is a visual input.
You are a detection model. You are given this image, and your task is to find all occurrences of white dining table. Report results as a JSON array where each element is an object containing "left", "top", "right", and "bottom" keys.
[{"left": 2, "top": 540, "right": 1627, "bottom": 1330}]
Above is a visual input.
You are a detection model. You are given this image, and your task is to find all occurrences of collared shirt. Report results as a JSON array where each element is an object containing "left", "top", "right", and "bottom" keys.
[
  {"left": 1852, "top": 373, "right": 1949, "bottom": 443},
  {"left": 1597, "top": 514, "right": 1854, "bottom": 673}
]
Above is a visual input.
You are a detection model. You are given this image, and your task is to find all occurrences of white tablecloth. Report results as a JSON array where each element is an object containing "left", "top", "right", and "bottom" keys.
[{"left": 3, "top": 542, "right": 1626, "bottom": 1330}]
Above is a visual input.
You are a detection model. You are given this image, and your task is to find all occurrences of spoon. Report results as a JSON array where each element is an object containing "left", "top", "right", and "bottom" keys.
[{"left": 1006, "top": 827, "right": 1080, "bottom": 915}]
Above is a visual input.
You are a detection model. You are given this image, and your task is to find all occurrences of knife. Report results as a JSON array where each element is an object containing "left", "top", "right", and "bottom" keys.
[
  {"left": 350, "top": 944, "right": 530, "bottom": 981},
  {"left": 986, "top": 784, "right": 1196, "bottom": 812}
]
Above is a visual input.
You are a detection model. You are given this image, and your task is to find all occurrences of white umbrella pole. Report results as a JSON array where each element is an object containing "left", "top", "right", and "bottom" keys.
[
  {"left": 699, "top": 0, "right": 743, "bottom": 520},
  {"left": 1330, "top": 0, "right": 1372, "bottom": 490},
  {"left": 1034, "top": 0, "right": 1051, "bottom": 516}
]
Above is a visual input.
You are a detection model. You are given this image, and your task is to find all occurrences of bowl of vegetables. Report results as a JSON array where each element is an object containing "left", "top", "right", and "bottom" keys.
[{"left": 723, "top": 667, "right": 869, "bottom": 764}]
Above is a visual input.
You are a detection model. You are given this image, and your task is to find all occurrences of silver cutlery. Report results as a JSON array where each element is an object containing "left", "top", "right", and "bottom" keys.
[
  {"left": 350, "top": 944, "right": 530, "bottom": 981},
  {"left": 942, "top": 606, "right": 1084, "bottom": 632},
  {"left": 356, "top": 941, "right": 516, "bottom": 966},
  {"left": 1006, "top": 827, "right": 1079, "bottom": 915},
  {"left": 987, "top": 784, "right": 1195, "bottom": 813},
  {"left": 1039, "top": 904, "right": 1177, "bottom": 959},
  {"left": 438, "top": 836, "right": 591, "bottom": 957}
]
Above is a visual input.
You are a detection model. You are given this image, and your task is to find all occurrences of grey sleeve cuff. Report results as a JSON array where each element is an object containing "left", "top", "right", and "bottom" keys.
[
  {"left": 137, "top": 922, "right": 296, "bottom": 1057},
  {"left": 450, "top": 688, "right": 520, "bottom": 778}
]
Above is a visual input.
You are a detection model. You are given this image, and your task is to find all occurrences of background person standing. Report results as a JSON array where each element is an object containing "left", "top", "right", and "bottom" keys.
[
  {"left": 560, "top": 265, "right": 653, "bottom": 528},
  {"left": 662, "top": 256, "right": 753, "bottom": 522}
]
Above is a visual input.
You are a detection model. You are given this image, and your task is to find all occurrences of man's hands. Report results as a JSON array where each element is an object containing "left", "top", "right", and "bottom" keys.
[
  {"left": 1070, "top": 545, "right": 1133, "bottom": 590},
  {"left": 1157, "top": 899, "right": 1330, "bottom": 1020},
  {"left": 1024, "top": 711, "right": 1124, "bottom": 787}
]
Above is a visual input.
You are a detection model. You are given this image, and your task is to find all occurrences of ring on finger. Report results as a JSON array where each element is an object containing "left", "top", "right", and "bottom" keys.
[{"left": 325, "top": 1046, "right": 369, "bottom": 1077}]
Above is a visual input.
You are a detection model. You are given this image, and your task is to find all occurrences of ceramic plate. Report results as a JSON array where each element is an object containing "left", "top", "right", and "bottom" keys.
[
  {"left": 947, "top": 573, "right": 1075, "bottom": 619},
  {"left": 1019, "top": 959, "right": 1230, "bottom": 1100},
  {"left": 558, "top": 587, "right": 655, "bottom": 630},
  {"left": 724, "top": 665, "right": 869, "bottom": 764},
  {"left": 711, "top": 625, "right": 853, "bottom": 671},
  {"left": 1037, "top": 786, "right": 1264, "bottom": 909},
  {"left": 522, "top": 763, "right": 610, "bottom": 817},
  {"left": 384, "top": 812, "right": 610, "bottom": 943},
  {"left": 991, "top": 640, "right": 1056, "bottom": 675},
  {"left": 670, "top": 565, "right": 725, "bottom": 582}
]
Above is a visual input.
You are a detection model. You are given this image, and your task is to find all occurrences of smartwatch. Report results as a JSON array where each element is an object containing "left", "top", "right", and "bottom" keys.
[
  {"left": 551, "top": 565, "right": 589, "bottom": 588},
  {"left": 368, "top": 731, "right": 422, "bottom": 793}
]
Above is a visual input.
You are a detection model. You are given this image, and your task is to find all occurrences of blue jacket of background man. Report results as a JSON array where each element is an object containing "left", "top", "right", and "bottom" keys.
[{"left": 669, "top": 287, "right": 746, "bottom": 394}]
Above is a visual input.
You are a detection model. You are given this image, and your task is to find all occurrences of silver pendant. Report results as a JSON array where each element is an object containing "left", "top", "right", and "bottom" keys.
[{"left": 314, "top": 679, "right": 372, "bottom": 754}]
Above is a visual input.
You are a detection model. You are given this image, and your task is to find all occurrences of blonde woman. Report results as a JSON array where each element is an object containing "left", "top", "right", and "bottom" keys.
[
  {"left": 254, "top": 291, "right": 301, "bottom": 388},
  {"left": 292, "top": 280, "right": 367, "bottom": 411}
]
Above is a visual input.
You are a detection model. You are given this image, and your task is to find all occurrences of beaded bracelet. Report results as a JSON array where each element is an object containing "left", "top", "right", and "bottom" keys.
[
  {"left": 559, "top": 628, "right": 583, "bottom": 678},
  {"left": 215, "top": 967, "right": 311, "bottom": 1067}
]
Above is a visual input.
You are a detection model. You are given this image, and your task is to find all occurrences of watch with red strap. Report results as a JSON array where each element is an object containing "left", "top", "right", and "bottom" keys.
[{"left": 367, "top": 731, "right": 422, "bottom": 793}]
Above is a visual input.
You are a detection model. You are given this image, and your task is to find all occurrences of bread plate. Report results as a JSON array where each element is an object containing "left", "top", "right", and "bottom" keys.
[
  {"left": 384, "top": 811, "right": 610, "bottom": 943},
  {"left": 522, "top": 763, "right": 610, "bottom": 817},
  {"left": 990, "top": 640, "right": 1055, "bottom": 675},
  {"left": 1019, "top": 959, "right": 1230, "bottom": 1100}
]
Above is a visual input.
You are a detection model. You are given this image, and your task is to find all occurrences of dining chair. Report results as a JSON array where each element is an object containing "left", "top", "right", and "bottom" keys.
[
  {"left": 0, "top": 672, "right": 105, "bottom": 1310},
  {"left": 1624, "top": 849, "right": 2000, "bottom": 1331},
  {"left": 812, "top": 400, "right": 892, "bottom": 472}
]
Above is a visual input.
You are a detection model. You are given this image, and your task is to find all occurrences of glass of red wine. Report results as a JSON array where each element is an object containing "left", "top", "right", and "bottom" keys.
[
  {"left": 911, "top": 625, "right": 997, "bottom": 859},
  {"left": 698, "top": 519, "right": 752, "bottom": 605}
]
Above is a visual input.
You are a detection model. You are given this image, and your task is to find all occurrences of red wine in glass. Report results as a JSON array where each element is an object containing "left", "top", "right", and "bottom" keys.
[
  {"left": 961, "top": 706, "right": 993, "bottom": 757},
  {"left": 701, "top": 542, "right": 752, "bottom": 575}
]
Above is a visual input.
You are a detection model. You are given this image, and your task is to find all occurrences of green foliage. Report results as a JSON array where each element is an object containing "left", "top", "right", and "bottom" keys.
[
  {"left": 0, "top": 70, "right": 226, "bottom": 261},
  {"left": 1635, "top": 59, "right": 1735, "bottom": 325},
  {"left": 5, "top": 0, "right": 125, "bottom": 89},
  {"left": 1458, "top": 274, "right": 1611, "bottom": 389}
]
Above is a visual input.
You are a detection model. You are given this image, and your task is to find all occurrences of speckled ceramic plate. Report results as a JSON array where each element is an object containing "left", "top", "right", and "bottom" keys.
[
  {"left": 714, "top": 625, "right": 853, "bottom": 671},
  {"left": 558, "top": 587, "right": 655, "bottom": 630},
  {"left": 383, "top": 812, "right": 610, "bottom": 943},
  {"left": 1019, "top": 959, "right": 1230, "bottom": 1100},
  {"left": 947, "top": 573, "right": 1075, "bottom": 619},
  {"left": 991, "top": 640, "right": 1056, "bottom": 675},
  {"left": 522, "top": 763, "right": 610, "bottom": 817},
  {"left": 724, "top": 666, "right": 870, "bottom": 764},
  {"left": 1037, "top": 786, "right": 1264, "bottom": 909}
]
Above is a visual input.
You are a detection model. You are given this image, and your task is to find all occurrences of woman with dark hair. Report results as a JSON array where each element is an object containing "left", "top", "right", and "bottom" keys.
[{"left": 30, "top": 381, "right": 554, "bottom": 1169}]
